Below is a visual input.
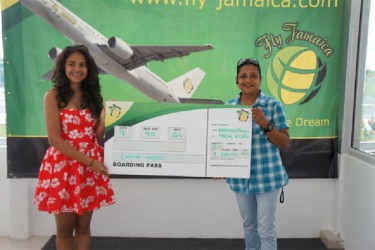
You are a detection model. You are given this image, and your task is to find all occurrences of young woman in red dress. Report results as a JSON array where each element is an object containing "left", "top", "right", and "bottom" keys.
[{"left": 34, "top": 45, "right": 115, "bottom": 249}]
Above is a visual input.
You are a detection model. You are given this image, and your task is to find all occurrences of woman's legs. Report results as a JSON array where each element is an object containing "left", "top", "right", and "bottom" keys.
[
  {"left": 75, "top": 211, "right": 93, "bottom": 250},
  {"left": 256, "top": 190, "right": 279, "bottom": 250},
  {"left": 55, "top": 213, "right": 76, "bottom": 250},
  {"left": 54, "top": 211, "right": 93, "bottom": 250},
  {"left": 235, "top": 192, "right": 260, "bottom": 250},
  {"left": 235, "top": 189, "right": 280, "bottom": 250}
]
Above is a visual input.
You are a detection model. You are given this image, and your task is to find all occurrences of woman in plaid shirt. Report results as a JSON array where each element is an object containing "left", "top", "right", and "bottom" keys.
[{"left": 226, "top": 58, "right": 289, "bottom": 250}]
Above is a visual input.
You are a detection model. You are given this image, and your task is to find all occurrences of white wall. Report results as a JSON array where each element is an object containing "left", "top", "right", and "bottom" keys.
[
  {"left": 1, "top": 146, "right": 337, "bottom": 239},
  {"left": 334, "top": 0, "right": 375, "bottom": 248},
  {"left": 0, "top": 146, "right": 10, "bottom": 236},
  {"left": 337, "top": 154, "right": 375, "bottom": 250},
  {"left": 4, "top": 148, "right": 375, "bottom": 249},
  {"left": 6, "top": 148, "right": 375, "bottom": 249}
]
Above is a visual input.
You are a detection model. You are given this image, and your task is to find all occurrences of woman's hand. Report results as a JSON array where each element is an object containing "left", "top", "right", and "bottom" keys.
[
  {"left": 90, "top": 159, "right": 109, "bottom": 176},
  {"left": 252, "top": 108, "right": 290, "bottom": 149},
  {"left": 251, "top": 107, "right": 269, "bottom": 129}
]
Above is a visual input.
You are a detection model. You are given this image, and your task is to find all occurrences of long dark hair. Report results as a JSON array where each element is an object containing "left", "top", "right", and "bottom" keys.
[{"left": 52, "top": 45, "right": 103, "bottom": 118}]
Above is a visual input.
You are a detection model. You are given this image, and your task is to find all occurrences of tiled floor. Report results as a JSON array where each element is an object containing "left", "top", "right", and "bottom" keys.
[{"left": 0, "top": 236, "right": 49, "bottom": 250}]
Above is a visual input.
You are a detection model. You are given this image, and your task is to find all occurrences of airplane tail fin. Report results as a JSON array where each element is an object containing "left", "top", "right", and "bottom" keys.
[{"left": 168, "top": 67, "right": 205, "bottom": 99}]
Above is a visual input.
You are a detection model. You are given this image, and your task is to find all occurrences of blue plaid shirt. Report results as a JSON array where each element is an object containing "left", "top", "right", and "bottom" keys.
[{"left": 226, "top": 91, "right": 289, "bottom": 194}]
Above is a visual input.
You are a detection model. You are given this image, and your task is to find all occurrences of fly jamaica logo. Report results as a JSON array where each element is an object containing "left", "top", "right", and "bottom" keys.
[
  {"left": 183, "top": 78, "right": 194, "bottom": 94},
  {"left": 237, "top": 109, "right": 249, "bottom": 122},
  {"left": 256, "top": 22, "right": 332, "bottom": 105},
  {"left": 267, "top": 46, "right": 326, "bottom": 105},
  {"left": 109, "top": 104, "right": 122, "bottom": 118},
  {"left": 105, "top": 101, "right": 133, "bottom": 127}
]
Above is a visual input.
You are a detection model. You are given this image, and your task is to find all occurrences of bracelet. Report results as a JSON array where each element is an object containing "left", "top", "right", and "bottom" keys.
[{"left": 88, "top": 158, "right": 95, "bottom": 167}]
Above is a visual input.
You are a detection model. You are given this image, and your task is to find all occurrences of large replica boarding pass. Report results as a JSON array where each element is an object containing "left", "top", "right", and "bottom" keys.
[{"left": 104, "top": 101, "right": 252, "bottom": 178}]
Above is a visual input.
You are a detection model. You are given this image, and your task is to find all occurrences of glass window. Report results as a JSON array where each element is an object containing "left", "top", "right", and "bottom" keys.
[{"left": 353, "top": 1, "right": 375, "bottom": 155}]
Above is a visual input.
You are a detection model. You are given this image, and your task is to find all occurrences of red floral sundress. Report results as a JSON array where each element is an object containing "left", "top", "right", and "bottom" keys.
[{"left": 34, "top": 109, "right": 115, "bottom": 215}]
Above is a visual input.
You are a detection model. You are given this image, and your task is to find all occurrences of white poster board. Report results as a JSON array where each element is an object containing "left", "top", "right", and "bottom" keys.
[{"left": 104, "top": 101, "right": 252, "bottom": 178}]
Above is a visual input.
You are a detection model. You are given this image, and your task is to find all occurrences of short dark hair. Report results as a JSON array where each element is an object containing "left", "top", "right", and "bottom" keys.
[{"left": 236, "top": 58, "right": 261, "bottom": 76}]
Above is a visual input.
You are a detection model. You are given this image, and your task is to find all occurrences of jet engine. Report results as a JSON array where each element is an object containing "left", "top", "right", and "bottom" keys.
[
  {"left": 107, "top": 36, "right": 133, "bottom": 60},
  {"left": 48, "top": 47, "right": 63, "bottom": 61}
]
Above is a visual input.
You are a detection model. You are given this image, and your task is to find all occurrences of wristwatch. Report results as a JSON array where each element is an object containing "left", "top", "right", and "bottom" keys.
[{"left": 263, "top": 123, "right": 273, "bottom": 133}]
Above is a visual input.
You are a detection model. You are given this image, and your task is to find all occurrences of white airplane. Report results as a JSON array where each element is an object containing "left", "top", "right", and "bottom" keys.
[{"left": 20, "top": 0, "right": 221, "bottom": 103}]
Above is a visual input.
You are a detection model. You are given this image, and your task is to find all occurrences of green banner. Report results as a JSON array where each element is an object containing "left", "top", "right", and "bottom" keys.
[{"left": 3, "top": 0, "right": 345, "bottom": 177}]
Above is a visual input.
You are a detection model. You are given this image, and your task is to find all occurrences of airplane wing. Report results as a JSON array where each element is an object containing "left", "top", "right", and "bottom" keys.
[{"left": 97, "top": 44, "right": 213, "bottom": 70}]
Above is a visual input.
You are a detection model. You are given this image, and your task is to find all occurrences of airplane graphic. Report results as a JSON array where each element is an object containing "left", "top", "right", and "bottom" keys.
[{"left": 20, "top": 0, "right": 221, "bottom": 103}]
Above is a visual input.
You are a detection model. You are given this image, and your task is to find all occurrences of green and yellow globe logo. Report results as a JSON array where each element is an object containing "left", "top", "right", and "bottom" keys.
[
  {"left": 237, "top": 109, "right": 249, "bottom": 122},
  {"left": 266, "top": 46, "right": 326, "bottom": 105}
]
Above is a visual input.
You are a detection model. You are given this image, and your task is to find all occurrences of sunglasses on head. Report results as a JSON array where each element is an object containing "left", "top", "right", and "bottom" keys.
[{"left": 237, "top": 58, "right": 259, "bottom": 68}]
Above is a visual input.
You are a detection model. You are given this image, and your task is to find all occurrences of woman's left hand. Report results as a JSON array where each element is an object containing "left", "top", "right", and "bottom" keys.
[
  {"left": 252, "top": 108, "right": 290, "bottom": 149},
  {"left": 252, "top": 107, "right": 269, "bottom": 129},
  {"left": 91, "top": 159, "right": 109, "bottom": 176}
]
